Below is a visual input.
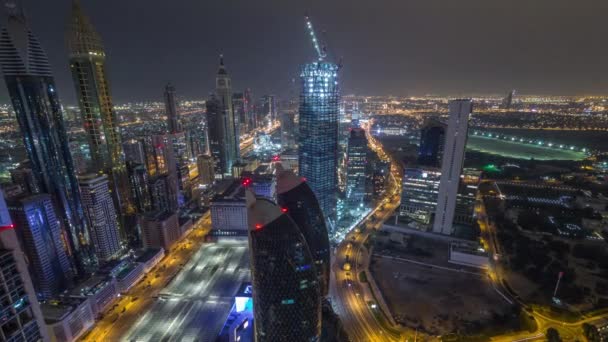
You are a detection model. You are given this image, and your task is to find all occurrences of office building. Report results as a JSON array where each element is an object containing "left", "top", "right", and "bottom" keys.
[
  {"left": 276, "top": 167, "right": 330, "bottom": 297},
  {"left": 197, "top": 154, "right": 215, "bottom": 186},
  {"left": 144, "top": 135, "right": 179, "bottom": 213},
  {"left": 68, "top": 0, "right": 133, "bottom": 221},
  {"left": 280, "top": 110, "right": 296, "bottom": 149},
  {"left": 0, "top": 189, "right": 48, "bottom": 342},
  {"left": 148, "top": 175, "right": 172, "bottom": 214},
  {"left": 260, "top": 94, "right": 277, "bottom": 125},
  {"left": 126, "top": 162, "right": 152, "bottom": 213},
  {"left": 42, "top": 297, "right": 95, "bottom": 342},
  {"left": 123, "top": 139, "right": 146, "bottom": 165},
  {"left": 345, "top": 128, "right": 368, "bottom": 210},
  {"left": 244, "top": 88, "right": 255, "bottom": 129},
  {"left": 400, "top": 168, "right": 441, "bottom": 226},
  {"left": 78, "top": 174, "right": 122, "bottom": 262},
  {"left": 210, "top": 181, "right": 247, "bottom": 237},
  {"left": 246, "top": 191, "right": 322, "bottom": 342},
  {"left": 206, "top": 94, "right": 231, "bottom": 176},
  {"left": 164, "top": 83, "right": 181, "bottom": 134},
  {"left": 0, "top": 2, "right": 95, "bottom": 272},
  {"left": 214, "top": 55, "right": 239, "bottom": 174},
  {"left": 233, "top": 92, "right": 248, "bottom": 135},
  {"left": 417, "top": 118, "right": 446, "bottom": 168},
  {"left": 8, "top": 194, "right": 73, "bottom": 300},
  {"left": 138, "top": 211, "right": 180, "bottom": 251},
  {"left": 298, "top": 62, "right": 340, "bottom": 227},
  {"left": 433, "top": 100, "right": 472, "bottom": 235}
]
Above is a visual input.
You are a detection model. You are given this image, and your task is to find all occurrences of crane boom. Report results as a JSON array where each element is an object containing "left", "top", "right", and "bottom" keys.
[{"left": 305, "top": 15, "right": 326, "bottom": 61}]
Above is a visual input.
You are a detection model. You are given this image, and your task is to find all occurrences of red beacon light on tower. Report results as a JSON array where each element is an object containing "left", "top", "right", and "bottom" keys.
[{"left": 241, "top": 177, "right": 253, "bottom": 187}]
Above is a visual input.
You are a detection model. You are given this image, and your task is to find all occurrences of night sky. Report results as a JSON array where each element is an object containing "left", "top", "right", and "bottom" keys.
[{"left": 2, "top": 0, "right": 608, "bottom": 104}]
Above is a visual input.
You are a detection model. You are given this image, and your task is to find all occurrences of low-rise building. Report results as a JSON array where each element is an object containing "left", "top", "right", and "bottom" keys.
[
  {"left": 42, "top": 298, "right": 95, "bottom": 342},
  {"left": 448, "top": 242, "right": 489, "bottom": 269},
  {"left": 68, "top": 276, "right": 118, "bottom": 317}
]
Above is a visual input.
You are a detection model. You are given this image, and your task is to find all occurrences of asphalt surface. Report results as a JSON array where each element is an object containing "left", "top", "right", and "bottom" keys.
[{"left": 122, "top": 239, "right": 250, "bottom": 342}]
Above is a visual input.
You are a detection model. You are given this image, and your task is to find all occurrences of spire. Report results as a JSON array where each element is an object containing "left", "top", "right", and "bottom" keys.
[
  {"left": 67, "top": 0, "right": 104, "bottom": 56},
  {"left": 217, "top": 54, "right": 227, "bottom": 75},
  {"left": 4, "top": 0, "right": 25, "bottom": 21}
]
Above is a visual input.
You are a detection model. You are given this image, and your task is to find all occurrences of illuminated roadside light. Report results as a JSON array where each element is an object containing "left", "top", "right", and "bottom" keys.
[
  {"left": 281, "top": 207, "right": 288, "bottom": 213},
  {"left": 255, "top": 223, "right": 263, "bottom": 230}
]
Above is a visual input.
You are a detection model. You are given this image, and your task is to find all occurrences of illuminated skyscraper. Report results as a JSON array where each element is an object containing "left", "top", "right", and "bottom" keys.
[
  {"left": 345, "top": 128, "right": 368, "bottom": 210},
  {"left": 433, "top": 100, "right": 472, "bottom": 235},
  {"left": 206, "top": 94, "right": 229, "bottom": 175},
  {"left": 246, "top": 191, "right": 322, "bottom": 342},
  {"left": 215, "top": 55, "right": 239, "bottom": 174},
  {"left": 0, "top": 2, "right": 95, "bottom": 272},
  {"left": 298, "top": 61, "right": 340, "bottom": 227},
  {"left": 144, "top": 135, "right": 179, "bottom": 213},
  {"left": 67, "top": 0, "right": 133, "bottom": 221},
  {"left": 78, "top": 174, "right": 122, "bottom": 262},
  {"left": 8, "top": 193, "right": 73, "bottom": 300},
  {"left": 417, "top": 118, "right": 446, "bottom": 168},
  {"left": 164, "top": 82, "right": 181, "bottom": 134},
  {"left": 276, "top": 168, "right": 330, "bottom": 297},
  {"left": 0, "top": 190, "right": 48, "bottom": 342}
]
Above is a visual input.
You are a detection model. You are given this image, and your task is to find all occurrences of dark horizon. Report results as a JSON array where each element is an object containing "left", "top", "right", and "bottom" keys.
[{"left": 1, "top": 0, "right": 607, "bottom": 105}]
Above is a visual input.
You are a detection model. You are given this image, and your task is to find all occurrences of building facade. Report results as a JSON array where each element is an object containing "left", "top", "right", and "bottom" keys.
[
  {"left": 345, "top": 128, "right": 368, "bottom": 211},
  {"left": 400, "top": 168, "right": 441, "bottom": 226},
  {"left": 433, "top": 100, "right": 472, "bottom": 235},
  {"left": 246, "top": 192, "right": 321, "bottom": 342},
  {"left": 8, "top": 194, "right": 73, "bottom": 300},
  {"left": 417, "top": 118, "right": 446, "bottom": 168},
  {"left": 215, "top": 56, "right": 239, "bottom": 174},
  {"left": 0, "top": 4, "right": 95, "bottom": 272},
  {"left": 276, "top": 169, "right": 330, "bottom": 297},
  {"left": 78, "top": 174, "right": 122, "bottom": 262},
  {"left": 67, "top": 0, "right": 133, "bottom": 226},
  {"left": 164, "top": 83, "right": 180, "bottom": 134},
  {"left": 298, "top": 62, "right": 340, "bottom": 227}
]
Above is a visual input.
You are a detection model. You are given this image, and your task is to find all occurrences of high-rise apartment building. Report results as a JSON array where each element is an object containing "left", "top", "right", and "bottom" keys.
[
  {"left": 8, "top": 193, "right": 73, "bottom": 300},
  {"left": 197, "top": 154, "right": 215, "bottom": 186},
  {"left": 0, "top": 189, "right": 48, "bottom": 341},
  {"left": 417, "top": 118, "right": 446, "bottom": 168},
  {"left": 345, "top": 128, "right": 368, "bottom": 210},
  {"left": 78, "top": 174, "right": 122, "bottom": 262},
  {"left": 298, "top": 62, "right": 340, "bottom": 227},
  {"left": 276, "top": 168, "right": 330, "bottom": 297},
  {"left": 67, "top": 0, "right": 133, "bottom": 220},
  {"left": 246, "top": 191, "right": 321, "bottom": 341},
  {"left": 433, "top": 100, "right": 472, "bottom": 235},
  {"left": 0, "top": 2, "right": 95, "bottom": 272},
  {"left": 164, "top": 83, "right": 181, "bottom": 134}
]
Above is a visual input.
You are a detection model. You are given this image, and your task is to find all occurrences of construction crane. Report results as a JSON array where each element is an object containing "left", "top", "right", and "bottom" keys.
[{"left": 305, "top": 15, "right": 327, "bottom": 62}]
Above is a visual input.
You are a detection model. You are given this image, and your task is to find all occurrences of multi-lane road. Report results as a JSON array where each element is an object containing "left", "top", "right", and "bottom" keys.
[
  {"left": 329, "top": 122, "right": 406, "bottom": 341},
  {"left": 123, "top": 239, "right": 250, "bottom": 342},
  {"left": 82, "top": 214, "right": 213, "bottom": 341}
]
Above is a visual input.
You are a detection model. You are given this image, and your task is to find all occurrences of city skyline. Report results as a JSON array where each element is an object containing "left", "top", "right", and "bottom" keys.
[{"left": 0, "top": 0, "right": 606, "bottom": 106}]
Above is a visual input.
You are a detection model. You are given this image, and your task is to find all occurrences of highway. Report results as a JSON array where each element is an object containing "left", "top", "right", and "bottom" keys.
[
  {"left": 81, "top": 214, "right": 213, "bottom": 341},
  {"left": 329, "top": 121, "right": 405, "bottom": 342},
  {"left": 123, "top": 239, "right": 250, "bottom": 342}
]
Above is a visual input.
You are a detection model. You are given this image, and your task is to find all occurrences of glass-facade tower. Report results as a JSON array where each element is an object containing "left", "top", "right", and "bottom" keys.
[
  {"left": 0, "top": 4, "right": 95, "bottom": 272},
  {"left": 298, "top": 62, "right": 339, "bottom": 228},
  {"left": 246, "top": 192, "right": 322, "bottom": 342}
]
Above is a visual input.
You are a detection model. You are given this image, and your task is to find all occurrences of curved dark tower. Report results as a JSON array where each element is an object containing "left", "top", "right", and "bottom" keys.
[
  {"left": 246, "top": 191, "right": 322, "bottom": 342},
  {"left": 0, "top": 1, "right": 95, "bottom": 272},
  {"left": 276, "top": 166, "right": 330, "bottom": 297}
]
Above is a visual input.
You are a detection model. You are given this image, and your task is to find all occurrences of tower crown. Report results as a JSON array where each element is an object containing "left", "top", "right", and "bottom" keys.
[{"left": 67, "top": 0, "right": 104, "bottom": 57}]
